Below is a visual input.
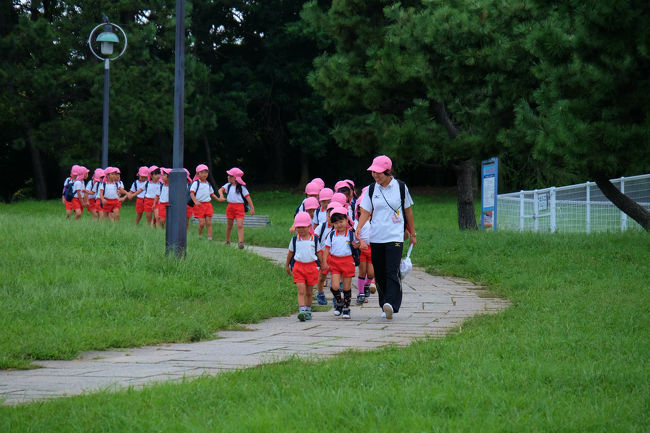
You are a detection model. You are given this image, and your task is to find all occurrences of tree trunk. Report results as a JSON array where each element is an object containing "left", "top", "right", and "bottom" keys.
[
  {"left": 298, "top": 149, "right": 309, "bottom": 188},
  {"left": 24, "top": 123, "right": 47, "bottom": 200},
  {"left": 430, "top": 100, "right": 478, "bottom": 230},
  {"left": 204, "top": 131, "right": 218, "bottom": 187},
  {"left": 594, "top": 172, "right": 650, "bottom": 231},
  {"left": 454, "top": 159, "right": 478, "bottom": 230}
]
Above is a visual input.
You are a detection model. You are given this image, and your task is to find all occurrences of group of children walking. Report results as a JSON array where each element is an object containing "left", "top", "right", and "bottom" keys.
[
  {"left": 62, "top": 164, "right": 255, "bottom": 248},
  {"left": 285, "top": 178, "right": 375, "bottom": 321}
]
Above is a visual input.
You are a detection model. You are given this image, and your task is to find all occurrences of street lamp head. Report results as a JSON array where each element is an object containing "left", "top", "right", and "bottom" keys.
[{"left": 96, "top": 25, "right": 120, "bottom": 56}]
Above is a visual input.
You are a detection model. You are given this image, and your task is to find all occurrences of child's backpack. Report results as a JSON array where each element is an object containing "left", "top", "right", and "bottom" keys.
[
  {"left": 63, "top": 179, "right": 75, "bottom": 202},
  {"left": 187, "top": 180, "right": 199, "bottom": 207},
  {"left": 290, "top": 235, "right": 321, "bottom": 270},
  {"left": 329, "top": 229, "right": 360, "bottom": 266},
  {"left": 227, "top": 184, "right": 250, "bottom": 212}
]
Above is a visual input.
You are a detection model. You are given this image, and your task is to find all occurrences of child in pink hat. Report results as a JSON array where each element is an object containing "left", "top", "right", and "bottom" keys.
[
  {"left": 128, "top": 166, "right": 150, "bottom": 226},
  {"left": 86, "top": 168, "right": 105, "bottom": 220},
  {"left": 184, "top": 168, "right": 194, "bottom": 230},
  {"left": 285, "top": 212, "right": 324, "bottom": 322},
  {"left": 217, "top": 167, "right": 255, "bottom": 248},
  {"left": 295, "top": 181, "right": 321, "bottom": 215},
  {"left": 321, "top": 206, "right": 360, "bottom": 319},
  {"left": 156, "top": 168, "right": 171, "bottom": 228},
  {"left": 65, "top": 166, "right": 88, "bottom": 220},
  {"left": 313, "top": 188, "right": 333, "bottom": 227},
  {"left": 62, "top": 165, "right": 81, "bottom": 219},
  {"left": 289, "top": 196, "right": 319, "bottom": 234},
  {"left": 313, "top": 201, "right": 339, "bottom": 305},
  {"left": 98, "top": 167, "right": 128, "bottom": 221},
  {"left": 190, "top": 163, "right": 220, "bottom": 240}
]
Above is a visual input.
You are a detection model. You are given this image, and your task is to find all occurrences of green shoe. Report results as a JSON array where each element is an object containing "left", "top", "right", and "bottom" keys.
[{"left": 298, "top": 311, "right": 307, "bottom": 322}]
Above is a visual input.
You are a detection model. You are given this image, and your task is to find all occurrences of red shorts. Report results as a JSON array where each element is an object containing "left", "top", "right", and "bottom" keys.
[
  {"left": 360, "top": 244, "right": 372, "bottom": 263},
  {"left": 226, "top": 202, "right": 245, "bottom": 220},
  {"left": 292, "top": 261, "right": 319, "bottom": 286},
  {"left": 144, "top": 197, "right": 155, "bottom": 213},
  {"left": 326, "top": 254, "right": 356, "bottom": 278},
  {"left": 194, "top": 201, "right": 213, "bottom": 218},
  {"left": 158, "top": 203, "right": 168, "bottom": 219},
  {"left": 87, "top": 198, "right": 96, "bottom": 212},
  {"left": 186, "top": 205, "right": 194, "bottom": 219},
  {"left": 102, "top": 198, "right": 120, "bottom": 213},
  {"left": 64, "top": 199, "right": 74, "bottom": 210},
  {"left": 70, "top": 197, "right": 82, "bottom": 210},
  {"left": 135, "top": 197, "right": 145, "bottom": 213}
]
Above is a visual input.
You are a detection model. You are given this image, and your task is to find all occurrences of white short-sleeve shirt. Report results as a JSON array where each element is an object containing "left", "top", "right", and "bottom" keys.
[
  {"left": 191, "top": 181, "right": 214, "bottom": 202},
  {"left": 100, "top": 181, "right": 123, "bottom": 199},
  {"left": 315, "top": 222, "right": 333, "bottom": 251},
  {"left": 158, "top": 184, "right": 169, "bottom": 203},
  {"left": 324, "top": 229, "right": 353, "bottom": 257},
  {"left": 353, "top": 220, "right": 371, "bottom": 243},
  {"left": 222, "top": 183, "right": 250, "bottom": 203},
  {"left": 360, "top": 178, "right": 413, "bottom": 243},
  {"left": 145, "top": 182, "right": 162, "bottom": 199},
  {"left": 86, "top": 180, "right": 98, "bottom": 199},
  {"left": 130, "top": 180, "right": 148, "bottom": 199},
  {"left": 312, "top": 207, "right": 328, "bottom": 226},
  {"left": 72, "top": 180, "right": 85, "bottom": 197},
  {"left": 288, "top": 234, "right": 319, "bottom": 263}
]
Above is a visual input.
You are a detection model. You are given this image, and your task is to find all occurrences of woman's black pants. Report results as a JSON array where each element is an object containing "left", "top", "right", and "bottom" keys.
[{"left": 370, "top": 241, "right": 403, "bottom": 312}]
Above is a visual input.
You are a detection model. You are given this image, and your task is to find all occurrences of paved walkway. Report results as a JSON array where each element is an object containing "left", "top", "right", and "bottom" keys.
[{"left": 0, "top": 246, "right": 508, "bottom": 405}]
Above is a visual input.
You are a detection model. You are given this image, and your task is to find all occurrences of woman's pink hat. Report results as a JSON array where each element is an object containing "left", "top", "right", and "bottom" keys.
[
  {"left": 311, "top": 178, "right": 325, "bottom": 189},
  {"left": 294, "top": 211, "right": 313, "bottom": 228},
  {"left": 196, "top": 164, "right": 209, "bottom": 173},
  {"left": 330, "top": 206, "right": 348, "bottom": 217},
  {"left": 137, "top": 166, "right": 149, "bottom": 177},
  {"left": 305, "top": 181, "right": 320, "bottom": 195},
  {"left": 367, "top": 155, "right": 392, "bottom": 172},
  {"left": 304, "top": 197, "right": 320, "bottom": 210},
  {"left": 332, "top": 192, "right": 347, "bottom": 205},
  {"left": 319, "top": 188, "right": 334, "bottom": 201},
  {"left": 226, "top": 167, "right": 246, "bottom": 185}
]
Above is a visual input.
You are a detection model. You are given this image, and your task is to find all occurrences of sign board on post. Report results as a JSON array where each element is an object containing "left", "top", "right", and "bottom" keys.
[{"left": 481, "top": 157, "right": 498, "bottom": 231}]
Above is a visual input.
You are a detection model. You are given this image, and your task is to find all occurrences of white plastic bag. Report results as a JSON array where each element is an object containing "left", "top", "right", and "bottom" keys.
[{"left": 400, "top": 244, "right": 414, "bottom": 278}]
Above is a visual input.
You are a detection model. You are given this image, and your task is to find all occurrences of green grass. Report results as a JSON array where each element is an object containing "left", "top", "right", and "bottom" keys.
[{"left": 1, "top": 191, "right": 648, "bottom": 431}]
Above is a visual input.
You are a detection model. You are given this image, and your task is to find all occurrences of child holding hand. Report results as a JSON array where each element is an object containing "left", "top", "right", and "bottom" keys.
[
  {"left": 190, "top": 164, "right": 219, "bottom": 240},
  {"left": 286, "top": 212, "right": 323, "bottom": 322}
]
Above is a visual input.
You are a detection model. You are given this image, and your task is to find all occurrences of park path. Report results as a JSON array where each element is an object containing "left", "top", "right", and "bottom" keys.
[{"left": 0, "top": 246, "right": 508, "bottom": 405}]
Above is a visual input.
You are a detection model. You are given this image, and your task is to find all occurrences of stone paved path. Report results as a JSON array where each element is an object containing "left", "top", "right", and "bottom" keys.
[{"left": 0, "top": 246, "right": 508, "bottom": 405}]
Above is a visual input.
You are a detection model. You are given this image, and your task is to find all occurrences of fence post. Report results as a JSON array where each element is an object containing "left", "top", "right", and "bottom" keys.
[
  {"left": 533, "top": 189, "right": 539, "bottom": 232},
  {"left": 586, "top": 182, "right": 591, "bottom": 234},
  {"left": 550, "top": 187, "right": 556, "bottom": 233},
  {"left": 519, "top": 190, "right": 525, "bottom": 232},
  {"left": 620, "top": 176, "right": 627, "bottom": 231}
]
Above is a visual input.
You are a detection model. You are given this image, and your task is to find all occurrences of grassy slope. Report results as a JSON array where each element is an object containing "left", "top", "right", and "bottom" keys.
[{"left": 0, "top": 193, "right": 648, "bottom": 432}]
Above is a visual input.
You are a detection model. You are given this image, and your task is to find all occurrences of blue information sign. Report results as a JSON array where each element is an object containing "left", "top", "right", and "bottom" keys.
[{"left": 481, "top": 157, "right": 498, "bottom": 231}]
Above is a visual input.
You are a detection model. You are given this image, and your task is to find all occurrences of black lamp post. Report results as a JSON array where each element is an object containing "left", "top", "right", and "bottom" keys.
[
  {"left": 166, "top": 0, "right": 187, "bottom": 257},
  {"left": 88, "top": 16, "right": 127, "bottom": 169}
]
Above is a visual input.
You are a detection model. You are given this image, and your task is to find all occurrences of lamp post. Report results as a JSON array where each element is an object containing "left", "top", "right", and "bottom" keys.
[
  {"left": 166, "top": 0, "right": 187, "bottom": 257},
  {"left": 88, "top": 16, "right": 127, "bottom": 169}
]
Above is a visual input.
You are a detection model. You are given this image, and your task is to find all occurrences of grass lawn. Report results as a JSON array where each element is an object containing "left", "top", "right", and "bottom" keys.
[{"left": 1, "top": 191, "right": 648, "bottom": 431}]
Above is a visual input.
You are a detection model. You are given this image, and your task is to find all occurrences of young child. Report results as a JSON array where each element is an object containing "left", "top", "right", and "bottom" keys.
[
  {"left": 70, "top": 167, "right": 87, "bottom": 220},
  {"left": 149, "top": 165, "right": 162, "bottom": 225},
  {"left": 129, "top": 166, "right": 150, "bottom": 225},
  {"left": 335, "top": 180, "right": 357, "bottom": 222},
  {"left": 184, "top": 168, "right": 194, "bottom": 231},
  {"left": 295, "top": 181, "right": 321, "bottom": 215},
  {"left": 143, "top": 167, "right": 162, "bottom": 226},
  {"left": 314, "top": 201, "right": 338, "bottom": 305},
  {"left": 285, "top": 212, "right": 323, "bottom": 322},
  {"left": 321, "top": 206, "right": 360, "bottom": 319},
  {"left": 190, "top": 164, "right": 220, "bottom": 240},
  {"left": 99, "top": 167, "right": 127, "bottom": 221},
  {"left": 312, "top": 188, "right": 333, "bottom": 227},
  {"left": 218, "top": 167, "right": 255, "bottom": 248},
  {"left": 156, "top": 168, "right": 171, "bottom": 228},
  {"left": 62, "top": 165, "right": 80, "bottom": 219},
  {"left": 86, "top": 168, "right": 104, "bottom": 220},
  {"left": 290, "top": 196, "right": 319, "bottom": 234}
]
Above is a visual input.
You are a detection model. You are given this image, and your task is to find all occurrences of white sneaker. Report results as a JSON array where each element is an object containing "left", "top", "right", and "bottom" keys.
[{"left": 382, "top": 303, "right": 393, "bottom": 320}]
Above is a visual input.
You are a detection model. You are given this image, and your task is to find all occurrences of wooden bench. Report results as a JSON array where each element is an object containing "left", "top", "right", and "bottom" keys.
[{"left": 191, "top": 214, "right": 271, "bottom": 227}]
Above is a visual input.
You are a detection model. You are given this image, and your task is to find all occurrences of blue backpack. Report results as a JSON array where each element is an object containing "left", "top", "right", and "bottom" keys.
[{"left": 63, "top": 180, "right": 75, "bottom": 202}]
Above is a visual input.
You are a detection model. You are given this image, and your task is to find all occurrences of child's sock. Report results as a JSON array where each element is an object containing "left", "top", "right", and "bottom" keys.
[
  {"left": 343, "top": 290, "right": 352, "bottom": 308},
  {"left": 306, "top": 306, "right": 312, "bottom": 312},
  {"left": 357, "top": 277, "right": 367, "bottom": 295},
  {"left": 330, "top": 288, "right": 342, "bottom": 303}
]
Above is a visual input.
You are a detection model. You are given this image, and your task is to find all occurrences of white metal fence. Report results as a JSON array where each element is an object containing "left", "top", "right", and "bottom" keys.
[{"left": 497, "top": 174, "right": 650, "bottom": 233}]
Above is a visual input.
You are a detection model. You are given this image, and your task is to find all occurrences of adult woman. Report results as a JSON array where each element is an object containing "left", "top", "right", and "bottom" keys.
[{"left": 356, "top": 155, "right": 417, "bottom": 319}]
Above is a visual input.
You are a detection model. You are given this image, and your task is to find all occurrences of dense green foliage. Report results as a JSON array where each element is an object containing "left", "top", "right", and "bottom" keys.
[{"left": 0, "top": 193, "right": 648, "bottom": 431}]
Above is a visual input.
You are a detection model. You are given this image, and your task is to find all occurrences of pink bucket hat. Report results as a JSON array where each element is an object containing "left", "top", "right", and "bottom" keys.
[
  {"left": 319, "top": 187, "right": 334, "bottom": 201},
  {"left": 184, "top": 168, "right": 191, "bottom": 183},
  {"left": 330, "top": 206, "right": 348, "bottom": 217},
  {"left": 326, "top": 202, "right": 339, "bottom": 211},
  {"left": 70, "top": 164, "right": 81, "bottom": 175},
  {"left": 334, "top": 180, "right": 350, "bottom": 192},
  {"left": 367, "top": 155, "right": 392, "bottom": 172},
  {"left": 311, "top": 178, "right": 325, "bottom": 190},
  {"left": 161, "top": 167, "right": 172, "bottom": 175},
  {"left": 332, "top": 192, "right": 347, "bottom": 205},
  {"left": 196, "top": 164, "right": 209, "bottom": 173},
  {"left": 93, "top": 168, "right": 105, "bottom": 182},
  {"left": 305, "top": 181, "right": 320, "bottom": 195},
  {"left": 226, "top": 167, "right": 246, "bottom": 185},
  {"left": 149, "top": 165, "right": 160, "bottom": 174},
  {"left": 294, "top": 211, "right": 313, "bottom": 228},
  {"left": 304, "top": 197, "right": 320, "bottom": 210},
  {"left": 104, "top": 166, "right": 119, "bottom": 175},
  {"left": 344, "top": 179, "right": 355, "bottom": 188},
  {"left": 137, "top": 166, "right": 149, "bottom": 177}
]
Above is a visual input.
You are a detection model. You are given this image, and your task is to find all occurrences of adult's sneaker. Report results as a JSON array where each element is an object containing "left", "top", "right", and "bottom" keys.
[
  {"left": 342, "top": 308, "right": 351, "bottom": 319},
  {"left": 382, "top": 303, "right": 393, "bottom": 320},
  {"left": 298, "top": 311, "right": 307, "bottom": 322},
  {"left": 316, "top": 293, "right": 327, "bottom": 305},
  {"left": 369, "top": 281, "right": 377, "bottom": 293}
]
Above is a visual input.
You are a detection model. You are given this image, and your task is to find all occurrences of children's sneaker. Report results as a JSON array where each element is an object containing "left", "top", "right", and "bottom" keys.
[
  {"left": 238, "top": 242, "right": 245, "bottom": 249},
  {"left": 305, "top": 312, "right": 312, "bottom": 320},
  {"left": 369, "top": 281, "right": 377, "bottom": 293},
  {"left": 298, "top": 311, "right": 307, "bottom": 322},
  {"left": 333, "top": 300, "right": 342, "bottom": 316},
  {"left": 356, "top": 294, "right": 365, "bottom": 305},
  {"left": 382, "top": 303, "right": 393, "bottom": 320},
  {"left": 342, "top": 308, "right": 351, "bottom": 319},
  {"left": 316, "top": 293, "right": 327, "bottom": 305}
]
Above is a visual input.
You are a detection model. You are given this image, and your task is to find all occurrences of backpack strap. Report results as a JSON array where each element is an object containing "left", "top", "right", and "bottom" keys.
[
  {"left": 291, "top": 235, "right": 297, "bottom": 252},
  {"left": 319, "top": 223, "right": 327, "bottom": 239},
  {"left": 144, "top": 181, "right": 149, "bottom": 195},
  {"left": 348, "top": 229, "right": 355, "bottom": 254}
]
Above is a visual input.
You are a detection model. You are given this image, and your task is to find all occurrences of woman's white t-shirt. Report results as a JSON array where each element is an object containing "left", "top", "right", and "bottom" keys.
[{"left": 359, "top": 178, "right": 413, "bottom": 243}]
